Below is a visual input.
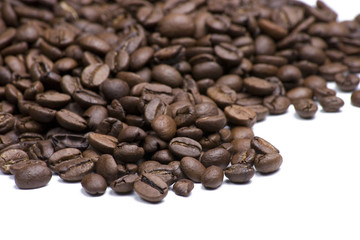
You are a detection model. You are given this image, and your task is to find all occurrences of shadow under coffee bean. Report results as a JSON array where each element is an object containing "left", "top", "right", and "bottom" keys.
[{"left": 0, "top": 0, "right": 358, "bottom": 203}]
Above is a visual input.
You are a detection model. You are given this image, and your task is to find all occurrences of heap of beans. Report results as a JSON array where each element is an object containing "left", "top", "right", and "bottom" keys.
[{"left": 0, "top": 0, "right": 359, "bottom": 203}]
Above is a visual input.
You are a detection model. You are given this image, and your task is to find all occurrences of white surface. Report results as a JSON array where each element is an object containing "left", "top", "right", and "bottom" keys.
[{"left": 1, "top": 1, "right": 360, "bottom": 240}]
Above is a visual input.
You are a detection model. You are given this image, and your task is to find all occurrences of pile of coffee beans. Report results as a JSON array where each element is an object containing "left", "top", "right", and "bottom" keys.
[{"left": 0, "top": 0, "right": 359, "bottom": 203}]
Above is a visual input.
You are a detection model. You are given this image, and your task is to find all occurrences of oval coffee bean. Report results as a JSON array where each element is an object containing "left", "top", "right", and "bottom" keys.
[
  {"left": 169, "top": 137, "right": 202, "bottom": 158},
  {"left": 110, "top": 174, "right": 139, "bottom": 194},
  {"left": 134, "top": 173, "right": 168, "bottom": 203},
  {"left": 96, "top": 154, "right": 118, "bottom": 185},
  {"left": 56, "top": 158, "right": 95, "bottom": 182},
  {"left": 88, "top": 133, "right": 118, "bottom": 154},
  {"left": 180, "top": 157, "right": 205, "bottom": 183},
  {"left": 225, "top": 164, "right": 255, "bottom": 183},
  {"left": 254, "top": 153, "right": 283, "bottom": 174},
  {"left": 81, "top": 173, "right": 107, "bottom": 195},
  {"left": 56, "top": 109, "right": 87, "bottom": 131},
  {"left": 200, "top": 147, "right": 231, "bottom": 169},
  {"left": 224, "top": 105, "right": 257, "bottom": 127},
  {"left": 81, "top": 63, "right": 110, "bottom": 89},
  {"left": 201, "top": 166, "right": 224, "bottom": 189},
  {"left": 15, "top": 164, "right": 52, "bottom": 189},
  {"left": 151, "top": 114, "right": 177, "bottom": 141}
]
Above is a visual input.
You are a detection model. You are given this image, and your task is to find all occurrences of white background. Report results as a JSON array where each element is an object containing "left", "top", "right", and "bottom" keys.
[{"left": 1, "top": 1, "right": 360, "bottom": 239}]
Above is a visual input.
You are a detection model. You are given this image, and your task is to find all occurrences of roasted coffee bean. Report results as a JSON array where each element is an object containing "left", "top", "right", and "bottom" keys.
[
  {"left": 169, "top": 137, "right": 202, "bottom": 158},
  {"left": 79, "top": 35, "right": 111, "bottom": 55},
  {"left": 0, "top": 149, "right": 29, "bottom": 174},
  {"left": 176, "top": 126, "right": 203, "bottom": 141},
  {"left": 81, "top": 63, "right": 110, "bottom": 89},
  {"left": 251, "top": 137, "right": 279, "bottom": 154},
  {"left": 113, "top": 142, "right": 144, "bottom": 163},
  {"left": 151, "top": 150, "right": 175, "bottom": 164},
  {"left": 158, "top": 13, "right": 194, "bottom": 38},
  {"left": 201, "top": 166, "right": 224, "bottom": 189},
  {"left": 293, "top": 99, "right": 318, "bottom": 119},
  {"left": 243, "top": 77, "right": 275, "bottom": 96},
  {"left": 225, "top": 164, "right": 255, "bottom": 183},
  {"left": 27, "top": 140, "right": 54, "bottom": 161},
  {"left": 151, "top": 115, "right": 177, "bottom": 141},
  {"left": 48, "top": 148, "right": 82, "bottom": 170},
  {"left": 117, "top": 126, "right": 147, "bottom": 143},
  {"left": 140, "top": 163, "right": 175, "bottom": 186},
  {"left": 224, "top": 105, "right": 257, "bottom": 127},
  {"left": 144, "top": 98, "right": 171, "bottom": 124},
  {"left": 254, "top": 153, "right": 283, "bottom": 174},
  {"left": 195, "top": 114, "right": 227, "bottom": 133},
  {"left": 51, "top": 134, "right": 89, "bottom": 151},
  {"left": 207, "top": 85, "right": 237, "bottom": 108},
  {"left": 173, "top": 179, "right": 194, "bottom": 197},
  {"left": 200, "top": 147, "right": 231, "bottom": 169},
  {"left": 134, "top": 173, "right": 168, "bottom": 203},
  {"left": 152, "top": 64, "right": 183, "bottom": 88},
  {"left": 0, "top": 113, "right": 15, "bottom": 134},
  {"left": 83, "top": 105, "right": 108, "bottom": 130},
  {"left": 110, "top": 174, "right": 139, "bottom": 194},
  {"left": 231, "top": 127, "right": 254, "bottom": 140},
  {"left": 180, "top": 156, "right": 205, "bottom": 183},
  {"left": 15, "top": 164, "right": 52, "bottom": 189},
  {"left": 88, "top": 133, "right": 118, "bottom": 154},
  {"left": 100, "top": 78, "right": 130, "bottom": 101},
  {"left": 55, "top": 157, "right": 95, "bottom": 182},
  {"left": 192, "top": 61, "right": 223, "bottom": 81},
  {"left": 319, "top": 96, "right": 344, "bottom": 112},
  {"left": 263, "top": 95, "right": 291, "bottom": 115},
  {"left": 352, "top": 89, "right": 360, "bottom": 107},
  {"left": 56, "top": 109, "right": 87, "bottom": 131},
  {"left": 231, "top": 149, "right": 256, "bottom": 166},
  {"left": 81, "top": 173, "right": 107, "bottom": 195},
  {"left": 9, "top": 160, "right": 47, "bottom": 176},
  {"left": 105, "top": 50, "right": 130, "bottom": 73},
  {"left": 286, "top": 87, "right": 313, "bottom": 102},
  {"left": 318, "top": 63, "right": 348, "bottom": 82},
  {"left": 72, "top": 89, "right": 107, "bottom": 108},
  {"left": 96, "top": 154, "right": 118, "bottom": 185},
  {"left": 334, "top": 72, "right": 360, "bottom": 92},
  {"left": 170, "top": 101, "right": 196, "bottom": 127}
]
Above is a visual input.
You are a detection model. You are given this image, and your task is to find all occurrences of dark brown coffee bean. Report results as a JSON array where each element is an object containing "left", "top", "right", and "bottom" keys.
[
  {"left": 319, "top": 96, "right": 344, "bottom": 112},
  {"left": 151, "top": 115, "right": 177, "bottom": 141},
  {"left": 195, "top": 114, "right": 227, "bottom": 133},
  {"left": 140, "top": 163, "right": 175, "bottom": 186},
  {"left": 15, "top": 164, "right": 52, "bottom": 189},
  {"left": 200, "top": 147, "right": 231, "bottom": 169},
  {"left": 201, "top": 165, "right": 224, "bottom": 189},
  {"left": 176, "top": 126, "right": 203, "bottom": 141},
  {"left": 83, "top": 105, "right": 108, "bottom": 130},
  {"left": 180, "top": 156, "right": 205, "bottom": 183},
  {"left": 88, "top": 132, "right": 118, "bottom": 154},
  {"left": 173, "top": 179, "right": 194, "bottom": 197},
  {"left": 207, "top": 85, "right": 237, "bottom": 108},
  {"left": 15, "top": 116, "right": 44, "bottom": 133},
  {"left": 224, "top": 105, "right": 257, "bottom": 127},
  {"left": 251, "top": 136, "right": 279, "bottom": 154},
  {"left": 9, "top": 160, "right": 47, "bottom": 176},
  {"left": 192, "top": 61, "right": 223, "bottom": 80},
  {"left": 81, "top": 63, "right": 110, "bottom": 89},
  {"left": 214, "top": 43, "right": 243, "bottom": 66},
  {"left": 79, "top": 35, "right": 111, "bottom": 55},
  {"left": 81, "top": 173, "right": 107, "bottom": 195},
  {"left": 130, "top": 46, "right": 154, "bottom": 71},
  {"left": 72, "top": 89, "right": 107, "bottom": 108},
  {"left": 110, "top": 174, "right": 139, "bottom": 194},
  {"left": 0, "top": 113, "right": 15, "bottom": 134},
  {"left": 293, "top": 98, "right": 318, "bottom": 119},
  {"left": 36, "top": 91, "right": 71, "bottom": 109},
  {"left": 56, "top": 109, "right": 87, "bottom": 131},
  {"left": 27, "top": 140, "right": 54, "bottom": 161},
  {"left": 286, "top": 87, "right": 313, "bottom": 102},
  {"left": 96, "top": 154, "right": 118, "bottom": 185},
  {"left": 170, "top": 101, "right": 196, "bottom": 127},
  {"left": 28, "top": 104, "right": 56, "bottom": 123},
  {"left": 134, "top": 173, "right": 168, "bottom": 203},
  {"left": 318, "top": 63, "right": 348, "bottom": 81},
  {"left": 56, "top": 157, "right": 95, "bottom": 182},
  {"left": 144, "top": 98, "right": 171, "bottom": 124},
  {"left": 99, "top": 78, "right": 130, "bottom": 101},
  {"left": 334, "top": 72, "right": 360, "bottom": 92},
  {"left": 151, "top": 64, "right": 183, "bottom": 88},
  {"left": 113, "top": 142, "right": 144, "bottom": 163},
  {"left": 255, "top": 35, "right": 276, "bottom": 55},
  {"left": 263, "top": 95, "right": 291, "bottom": 115},
  {"left": 254, "top": 153, "right": 283, "bottom": 174},
  {"left": 0, "top": 149, "right": 29, "bottom": 174},
  {"left": 225, "top": 164, "right": 255, "bottom": 183},
  {"left": 243, "top": 77, "right": 275, "bottom": 96},
  {"left": 51, "top": 133, "right": 89, "bottom": 151},
  {"left": 117, "top": 126, "right": 147, "bottom": 143},
  {"left": 158, "top": 13, "right": 194, "bottom": 38},
  {"left": 105, "top": 50, "right": 130, "bottom": 73},
  {"left": 169, "top": 137, "right": 202, "bottom": 159}
]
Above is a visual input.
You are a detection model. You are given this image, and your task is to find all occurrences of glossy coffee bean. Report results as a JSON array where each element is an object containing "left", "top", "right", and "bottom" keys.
[
  {"left": 15, "top": 164, "right": 52, "bottom": 189},
  {"left": 134, "top": 173, "right": 168, "bottom": 203},
  {"left": 173, "top": 179, "right": 194, "bottom": 197},
  {"left": 201, "top": 166, "right": 224, "bottom": 189},
  {"left": 225, "top": 164, "right": 255, "bottom": 183},
  {"left": 110, "top": 174, "right": 139, "bottom": 194},
  {"left": 180, "top": 157, "right": 205, "bottom": 183},
  {"left": 81, "top": 173, "right": 107, "bottom": 195},
  {"left": 254, "top": 153, "right": 283, "bottom": 174}
]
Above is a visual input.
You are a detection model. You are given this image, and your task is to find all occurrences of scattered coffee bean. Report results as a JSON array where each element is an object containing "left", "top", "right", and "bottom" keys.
[{"left": 81, "top": 173, "right": 107, "bottom": 196}]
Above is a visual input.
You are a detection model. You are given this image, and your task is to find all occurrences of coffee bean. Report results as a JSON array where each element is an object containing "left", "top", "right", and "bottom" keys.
[
  {"left": 0, "top": 113, "right": 15, "bottom": 134},
  {"left": 319, "top": 96, "right": 344, "bottom": 112},
  {"left": 254, "top": 153, "right": 283, "bottom": 174},
  {"left": 158, "top": 13, "right": 194, "bottom": 38},
  {"left": 0, "top": 149, "right": 29, "bottom": 174},
  {"left": 200, "top": 147, "right": 231, "bottom": 169},
  {"left": 173, "top": 179, "right": 194, "bottom": 197},
  {"left": 201, "top": 166, "right": 224, "bottom": 189},
  {"left": 151, "top": 64, "right": 183, "bottom": 88},
  {"left": 113, "top": 142, "right": 144, "bottom": 163},
  {"left": 225, "top": 164, "right": 255, "bottom": 183},
  {"left": 81, "top": 63, "right": 110, "bottom": 89},
  {"left": 55, "top": 157, "right": 95, "bottom": 182},
  {"left": 334, "top": 72, "right": 360, "bottom": 92},
  {"left": 294, "top": 98, "right": 318, "bottom": 119},
  {"left": 110, "top": 174, "right": 139, "bottom": 194},
  {"left": 263, "top": 95, "right": 291, "bottom": 115},
  {"left": 56, "top": 109, "right": 87, "bottom": 131},
  {"left": 134, "top": 173, "right": 168, "bottom": 203},
  {"left": 81, "top": 173, "right": 107, "bottom": 195},
  {"left": 88, "top": 133, "right": 118, "bottom": 154},
  {"left": 169, "top": 137, "right": 202, "bottom": 158},
  {"left": 15, "top": 164, "right": 52, "bottom": 189},
  {"left": 79, "top": 35, "right": 111, "bottom": 55},
  {"left": 99, "top": 78, "right": 130, "bottom": 101},
  {"left": 151, "top": 115, "right": 177, "bottom": 141},
  {"left": 180, "top": 156, "right": 205, "bottom": 183}
]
